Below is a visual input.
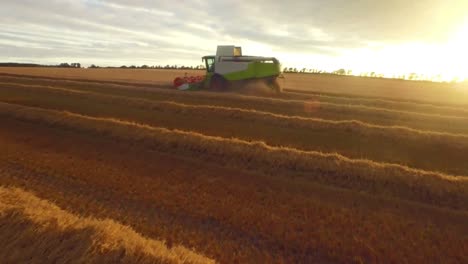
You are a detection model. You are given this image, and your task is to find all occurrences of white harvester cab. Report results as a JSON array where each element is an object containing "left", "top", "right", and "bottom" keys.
[
  {"left": 210, "top": 45, "right": 253, "bottom": 75},
  {"left": 216, "top": 45, "right": 242, "bottom": 57}
]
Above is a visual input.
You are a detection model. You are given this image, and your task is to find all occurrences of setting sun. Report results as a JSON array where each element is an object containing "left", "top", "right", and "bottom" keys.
[
  {"left": 369, "top": 21, "right": 468, "bottom": 82},
  {"left": 281, "top": 19, "right": 468, "bottom": 82},
  {"left": 444, "top": 21, "right": 468, "bottom": 81}
]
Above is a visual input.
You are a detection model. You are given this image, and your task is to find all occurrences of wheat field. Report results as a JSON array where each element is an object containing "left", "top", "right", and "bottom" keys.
[{"left": 0, "top": 68, "right": 467, "bottom": 263}]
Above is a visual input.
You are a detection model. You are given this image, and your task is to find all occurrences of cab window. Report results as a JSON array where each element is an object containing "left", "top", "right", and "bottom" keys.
[{"left": 204, "top": 57, "right": 215, "bottom": 72}]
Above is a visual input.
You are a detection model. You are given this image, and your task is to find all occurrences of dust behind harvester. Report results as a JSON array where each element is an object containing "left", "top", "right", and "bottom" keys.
[{"left": 173, "top": 45, "right": 282, "bottom": 94}]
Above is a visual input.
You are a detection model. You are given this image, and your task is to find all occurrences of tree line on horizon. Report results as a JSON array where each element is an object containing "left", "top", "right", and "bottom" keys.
[
  {"left": 0, "top": 62, "right": 457, "bottom": 82},
  {"left": 40, "top": 62, "right": 431, "bottom": 80}
]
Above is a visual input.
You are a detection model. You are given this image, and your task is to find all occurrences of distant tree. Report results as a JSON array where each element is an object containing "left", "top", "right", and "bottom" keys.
[
  {"left": 89, "top": 64, "right": 98, "bottom": 68},
  {"left": 141, "top": 65, "right": 149, "bottom": 69},
  {"left": 408, "top": 73, "right": 417, "bottom": 80},
  {"left": 334, "top": 69, "right": 346, "bottom": 75},
  {"left": 59, "top": 63, "right": 70, "bottom": 68},
  {"left": 120, "top": 65, "right": 127, "bottom": 68}
]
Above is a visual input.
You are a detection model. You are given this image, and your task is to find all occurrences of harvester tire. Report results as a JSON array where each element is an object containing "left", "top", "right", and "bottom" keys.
[
  {"left": 271, "top": 79, "right": 282, "bottom": 93},
  {"left": 210, "top": 74, "right": 228, "bottom": 91},
  {"left": 265, "top": 78, "right": 282, "bottom": 93}
]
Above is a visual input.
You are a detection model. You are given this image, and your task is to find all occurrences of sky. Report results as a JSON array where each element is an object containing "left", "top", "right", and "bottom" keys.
[{"left": 1, "top": 0, "right": 467, "bottom": 80}]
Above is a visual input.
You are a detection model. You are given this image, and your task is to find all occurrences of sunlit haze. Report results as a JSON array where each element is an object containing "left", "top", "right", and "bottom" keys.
[{"left": 1, "top": 0, "right": 467, "bottom": 81}]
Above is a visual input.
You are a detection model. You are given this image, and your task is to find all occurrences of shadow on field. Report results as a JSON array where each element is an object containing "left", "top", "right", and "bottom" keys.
[{"left": 0, "top": 210, "right": 99, "bottom": 263}]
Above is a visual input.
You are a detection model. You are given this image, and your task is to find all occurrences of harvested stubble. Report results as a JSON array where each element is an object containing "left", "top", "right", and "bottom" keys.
[
  {"left": 3, "top": 82, "right": 468, "bottom": 176},
  {"left": 1, "top": 102, "right": 466, "bottom": 211},
  {"left": 285, "top": 89, "right": 468, "bottom": 118},
  {"left": 1, "top": 70, "right": 468, "bottom": 263},
  {"left": 1, "top": 68, "right": 468, "bottom": 104},
  {"left": 3, "top": 79, "right": 468, "bottom": 134},
  {"left": 6, "top": 82, "right": 468, "bottom": 141},
  {"left": 5, "top": 74, "right": 468, "bottom": 118},
  {"left": 1, "top": 142, "right": 467, "bottom": 264},
  {"left": 0, "top": 185, "right": 213, "bottom": 264}
]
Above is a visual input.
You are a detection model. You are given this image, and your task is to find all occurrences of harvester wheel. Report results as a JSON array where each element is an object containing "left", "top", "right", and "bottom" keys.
[
  {"left": 210, "top": 74, "right": 228, "bottom": 91},
  {"left": 271, "top": 79, "right": 282, "bottom": 93},
  {"left": 266, "top": 78, "right": 282, "bottom": 93}
]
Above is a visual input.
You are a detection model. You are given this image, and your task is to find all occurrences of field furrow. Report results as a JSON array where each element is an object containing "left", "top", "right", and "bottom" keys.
[
  {"left": 2, "top": 83, "right": 468, "bottom": 176},
  {"left": 3, "top": 75, "right": 468, "bottom": 126},
  {"left": 1, "top": 112, "right": 467, "bottom": 264},
  {"left": 1, "top": 102, "right": 467, "bottom": 210},
  {"left": 4, "top": 73, "right": 468, "bottom": 116}
]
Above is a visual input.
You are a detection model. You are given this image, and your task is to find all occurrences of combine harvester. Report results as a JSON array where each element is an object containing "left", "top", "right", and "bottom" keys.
[{"left": 173, "top": 45, "right": 282, "bottom": 93}]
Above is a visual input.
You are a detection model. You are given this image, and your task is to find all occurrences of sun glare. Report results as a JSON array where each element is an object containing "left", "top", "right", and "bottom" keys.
[
  {"left": 279, "top": 20, "right": 468, "bottom": 83},
  {"left": 301, "top": 19, "right": 468, "bottom": 83},
  {"left": 444, "top": 21, "right": 468, "bottom": 81}
]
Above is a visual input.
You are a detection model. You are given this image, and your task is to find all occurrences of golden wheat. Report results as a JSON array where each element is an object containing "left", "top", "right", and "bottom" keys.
[
  {"left": 4, "top": 80, "right": 468, "bottom": 135},
  {"left": 4, "top": 82, "right": 468, "bottom": 141},
  {"left": 2, "top": 68, "right": 467, "bottom": 105},
  {"left": 1, "top": 70, "right": 468, "bottom": 263},
  {"left": 5, "top": 82, "right": 468, "bottom": 175},
  {"left": 1, "top": 102, "right": 466, "bottom": 210},
  {"left": 285, "top": 88, "right": 468, "bottom": 117},
  {"left": 5, "top": 74, "right": 468, "bottom": 117},
  {"left": 0, "top": 185, "right": 214, "bottom": 264}
]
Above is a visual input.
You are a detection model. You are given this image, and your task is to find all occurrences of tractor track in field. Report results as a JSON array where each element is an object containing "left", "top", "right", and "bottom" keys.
[
  {"left": 4, "top": 76, "right": 468, "bottom": 134},
  {"left": 4, "top": 81, "right": 468, "bottom": 137},
  {"left": 3, "top": 73, "right": 468, "bottom": 117},
  {"left": 1, "top": 102, "right": 467, "bottom": 210},
  {"left": 284, "top": 89, "right": 468, "bottom": 118},
  {"left": 0, "top": 72, "right": 171, "bottom": 90},
  {"left": 0, "top": 118, "right": 347, "bottom": 263},
  {"left": 0, "top": 160, "right": 298, "bottom": 264},
  {"left": 3, "top": 80, "right": 468, "bottom": 176},
  {"left": 283, "top": 88, "right": 468, "bottom": 110},
  {"left": 5, "top": 80, "right": 468, "bottom": 121},
  {"left": 1, "top": 111, "right": 467, "bottom": 264}
]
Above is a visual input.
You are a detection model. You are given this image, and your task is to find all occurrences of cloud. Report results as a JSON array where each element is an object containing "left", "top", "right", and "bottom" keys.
[{"left": 0, "top": 0, "right": 466, "bottom": 70}]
